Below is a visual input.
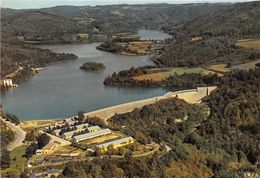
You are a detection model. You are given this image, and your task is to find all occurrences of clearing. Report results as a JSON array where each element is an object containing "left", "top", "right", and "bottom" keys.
[
  {"left": 231, "top": 59, "right": 260, "bottom": 70},
  {"left": 236, "top": 39, "right": 260, "bottom": 50},
  {"left": 134, "top": 67, "right": 215, "bottom": 81}
]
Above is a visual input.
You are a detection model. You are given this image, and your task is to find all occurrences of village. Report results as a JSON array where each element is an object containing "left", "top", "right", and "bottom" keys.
[{"left": 27, "top": 116, "right": 136, "bottom": 166}]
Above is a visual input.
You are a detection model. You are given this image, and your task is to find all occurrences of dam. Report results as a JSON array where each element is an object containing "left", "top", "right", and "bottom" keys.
[{"left": 81, "top": 86, "right": 217, "bottom": 123}]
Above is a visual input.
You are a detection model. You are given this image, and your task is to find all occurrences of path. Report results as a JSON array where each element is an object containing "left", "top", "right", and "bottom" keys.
[{"left": 1, "top": 118, "right": 26, "bottom": 151}]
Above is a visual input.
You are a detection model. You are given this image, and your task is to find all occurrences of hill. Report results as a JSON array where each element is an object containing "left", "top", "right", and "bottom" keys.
[
  {"left": 1, "top": 3, "right": 228, "bottom": 43},
  {"left": 166, "top": 1, "right": 260, "bottom": 38}
]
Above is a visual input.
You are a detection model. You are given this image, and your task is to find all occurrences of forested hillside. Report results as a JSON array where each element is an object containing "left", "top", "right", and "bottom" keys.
[
  {"left": 61, "top": 68, "right": 260, "bottom": 178},
  {"left": 0, "top": 110, "right": 15, "bottom": 170},
  {"left": 156, "top": 1, "right": 260, "bottom": 68},
  {"left": 1, "top": 44, "right": 77, "bottom": 83},
  {"left": 166, "top": 1, "right": 260, "bottom": 38},
  {"left": 1, "top": 3, "right": 227, "bottom": 43}
]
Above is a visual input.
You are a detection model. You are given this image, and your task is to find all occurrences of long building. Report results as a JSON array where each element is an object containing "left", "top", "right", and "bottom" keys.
[
  {"left": 61, "top": 123, "right": 89, "bottom": 139},
  {"left": 72, "top": 128, "right": 112, "bottom": 143},
  {"left": 96, "top": 136, "right": 134, "bottom": 152}
]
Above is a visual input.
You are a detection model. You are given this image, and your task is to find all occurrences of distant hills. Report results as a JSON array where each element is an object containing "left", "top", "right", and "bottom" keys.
[
  {"left": 1, "top": 3, "right": 228, "bottom": 43},
  {"left": 166, "top": 1, "right": 260, "bottom": 38}
]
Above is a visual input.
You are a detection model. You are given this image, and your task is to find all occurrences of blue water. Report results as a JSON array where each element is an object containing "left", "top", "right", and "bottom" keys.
[{"left": 1, "top": 30, "right": 169, "bottom": 120}]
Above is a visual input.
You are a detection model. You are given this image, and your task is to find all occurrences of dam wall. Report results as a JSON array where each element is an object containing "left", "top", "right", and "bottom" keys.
[{"left": 83, "top": 86, "right": 217, "bottom": 122}]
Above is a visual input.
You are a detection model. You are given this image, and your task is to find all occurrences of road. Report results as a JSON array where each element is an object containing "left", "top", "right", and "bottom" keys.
[{"left": 1, "top": 117, "right": 26, "bottom": 151}]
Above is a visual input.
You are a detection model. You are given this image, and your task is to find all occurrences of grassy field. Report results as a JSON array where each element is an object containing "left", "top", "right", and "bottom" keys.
[
  {"left": 0, "top": 145, "right": 27, "bottom": 177},
  {"left": 134, "top": 67, "right": 215, "bottom": 81},
  {"left": 231, "top": 59, "right": 260, "bottom": 70},
  {"left": 204, "top": 64, "right": 230, "bottom": 73},
  {"left": 236, "top": 39, "right": 260, "bottom": 50},
  {"left": 21, "top": 119, "right": 57, "bottom": 132}
]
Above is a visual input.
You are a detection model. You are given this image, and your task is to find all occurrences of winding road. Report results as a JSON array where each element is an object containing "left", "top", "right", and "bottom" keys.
[{"left": 1, "top": 117, "right": 26, "bottom": 151}]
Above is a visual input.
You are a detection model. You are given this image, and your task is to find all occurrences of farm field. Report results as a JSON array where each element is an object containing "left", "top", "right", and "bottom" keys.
[
  {"left": 236, "top": 39, "right": 260, "bottom": 50},
  {"left": 134, "top": 67, "right": 216, "bottom": 81}
]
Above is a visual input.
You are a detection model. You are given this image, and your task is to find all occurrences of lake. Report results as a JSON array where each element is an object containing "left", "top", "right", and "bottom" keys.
[{"left": 1, "top": 30, "right": 171, "bottom": 120}]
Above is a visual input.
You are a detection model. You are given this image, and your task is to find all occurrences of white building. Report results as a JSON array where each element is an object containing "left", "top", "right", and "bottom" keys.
[
  {"left": 72, "top": 129, "right": 112, "bottom": 143},
  {"left": 96, "top": 136, "right": 134, "bottom": 151},
  {"left": 52, "top": 129, "right": 62, "bottom": 136},
  {"left": 61, "top": 123, "right": 89, "bottom": 140},
  {"left": 87, "top": 126, "right": 101, "bottom": 133}
]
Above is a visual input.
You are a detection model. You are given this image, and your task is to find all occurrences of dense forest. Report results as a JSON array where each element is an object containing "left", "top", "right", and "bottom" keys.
[
  {"left": 154, "top": 37, "right": 260, "bottom": 67},
  {"left": 79, "top": 62, "right": 105, "bottom": 72},
  {"left": 60, "top": 68, "right": 260, "bottom": 178},
  {"left": 0, "top": 110, "right": 16, "bottom": 170}
]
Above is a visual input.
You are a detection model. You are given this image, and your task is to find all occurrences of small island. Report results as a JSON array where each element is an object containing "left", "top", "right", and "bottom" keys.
[{"left": 79, "top": 62, "right": 106, "bottom": 72}]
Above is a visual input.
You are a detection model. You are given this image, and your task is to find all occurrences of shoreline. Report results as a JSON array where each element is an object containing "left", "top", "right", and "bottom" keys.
[{"left": 22, "top": 86, "right": 217, "bottom": 123}]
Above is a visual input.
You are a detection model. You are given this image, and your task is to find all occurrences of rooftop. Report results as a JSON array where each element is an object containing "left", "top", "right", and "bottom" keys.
[
  {"left": 73, "top": 128, "right": 111, "bottom": 142},
  {"left": 87, "top": 125, "right": 100, "bottom": 131},
  {"left": 96, "top": 136, "right": 134, "bottom": 149}
]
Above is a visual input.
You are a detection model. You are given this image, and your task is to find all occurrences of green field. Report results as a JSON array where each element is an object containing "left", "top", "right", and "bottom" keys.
[
  {"left": 0, "top": 146, "right": 27, "bottom": 177},
  {"left": 134, "top": 67, "right": 215, "bottom": 81},
  {"left": 236, "top": 39, "right": 260, "bottom": 50}
]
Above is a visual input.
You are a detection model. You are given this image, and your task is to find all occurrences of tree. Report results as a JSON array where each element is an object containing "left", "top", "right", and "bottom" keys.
[
  {"left": 77, "top": 111, "right": 85, "bottom": 123},
  {"left": 20, "top": 172, "right": 28, "bottom": 178},
  {"left": 37, "top": 133, "right": 50, "bottom": 148},
  {"left": 0, "top": 148, "right": 11, "bottom": 169},
  {"left": 25, "top": 143, "right": 38, "bottom": 159},
  {"left": 25, "top": 131, "right": 35, "bottom": 141}
]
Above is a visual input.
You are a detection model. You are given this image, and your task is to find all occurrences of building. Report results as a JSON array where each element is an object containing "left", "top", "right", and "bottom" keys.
[
  {"left": 42, "top": 142, "right": 56, "bottom": 154},
  {"left": 61, "top": 130, "right": 78, "bottom": 140},
  {"left": 52, "top": 129, "right": 61, "bottom": 135},
  {"left": 96, "top": 136, "right": 134, "bottom": 152},
  {"left": 30, "top": 168, "right": 62, "bottom": 178},
  {"left": 1, "top": 79, "right": 12, "bottom": 87},
  {"left": 87, "top": 125, "right": 101, "bottom": 132},
  {"left": 72, "top": 128, "right": 112, "bottom": 143},
  {"left": 77, "top": 33, "right": 89, "bottom": 40},
  {"left": 35, "top": 149, "right": 42, "bottom": 155},
  {"left": 61, "top": 123, "right": 89, "bottom": 140},
  {"left": 191, "top": 36, "right": 203, "bottom": 41},
  {"left": 75, "top": 123, "right": 89, "bottom": 129}
]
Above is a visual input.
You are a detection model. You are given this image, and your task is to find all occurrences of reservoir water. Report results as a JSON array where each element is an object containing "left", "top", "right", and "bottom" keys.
[{"left": 1, "top": 30, "right": 171, "bottom": 120}]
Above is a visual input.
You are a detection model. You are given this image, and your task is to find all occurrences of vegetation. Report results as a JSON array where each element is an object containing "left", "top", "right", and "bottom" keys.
[
  {"left": 104, "top": 66, "right": 221, "bottom": 88},
  {"left": 134, "top": 67, "right": 218, "bottom": 81},
  {"left": 1, "top": 4, "right": 227, "bottom": 43},
  {"left": 80, "top": 62, "right": 105, "bottom": 72},
  {"left": 154, "top": 37, "right": 259, "bottom": 68},
  {"left": 61, "top": 68, "right": 260, "bottom": 177},
  {"left": 0, "top": 121, "right": 15, "bottom": 170},
  {"left": 25, "top": 133, "right": 50, "bottom": 159},
  {"left": 236, "top": 39, "right": 260, "bottom": 50},
  {"left": 36, "top": 133, "right": 50, "bottom": 149},
  {"left": 5, "top": 113, "right": 20, "bottom": 125},
  {"left": 1, "top": 43, "right": 78, "bottom": 83},
  {"left": 97, "top": 37, "right": 153, "bottom": 56}
]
